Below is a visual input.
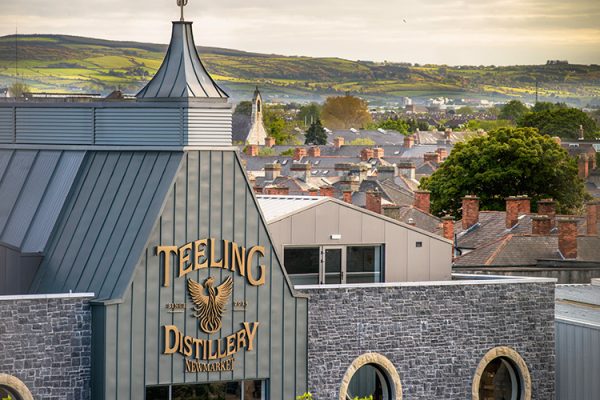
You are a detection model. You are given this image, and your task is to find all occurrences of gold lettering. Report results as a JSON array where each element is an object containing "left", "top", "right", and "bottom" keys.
[
  {"left": 237, "top": 327, "right": 247, "bottom": 350},
  {"left": 183, "top": 335, "right": 194, "bottom": 357},
  {"left": 209, "top": 238, "right": 223, "bottom": 268},
  {"left": 194, "top": 239, "right": 208, "bottom": 270},
  {"left": 222, "top": 240, "right": 230, "bottom": 271},
  {"left": 156, "top": 246, "right": 177, "bottom": 287},
  {"left": 163, "top": 325, "right": 179, "bottom": 354},
  {"left": 226, "top": 333, "right": 237, "bottom": 356},
  {"left": 231, "top": 242, "right": 246, "bottom": 278},
  {"left": 246, "top": 246, "right": 266, "bottom": 286},
  {"left": 178, "top": 242, "right": 193, "bottom": 278},
  {"left": 243, "top": 322, "right": 259, "bottom": 351}
]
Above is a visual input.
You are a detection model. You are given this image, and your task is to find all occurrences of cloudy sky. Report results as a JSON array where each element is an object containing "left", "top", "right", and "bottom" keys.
[{"left": 1, "top": 0, "right": 599, "bottom": 65}]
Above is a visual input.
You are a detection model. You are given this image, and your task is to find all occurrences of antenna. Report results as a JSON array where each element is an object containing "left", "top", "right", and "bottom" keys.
[{"left": 15, "top": 25, "right": 18, "bottom": 83}]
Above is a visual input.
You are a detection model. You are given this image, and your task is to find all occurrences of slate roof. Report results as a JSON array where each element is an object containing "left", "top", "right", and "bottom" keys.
[
  {"left": 0, "top": 149, "right": 85, "bottom": 253},
  {"left": 29, "top": 151, "right": 182, "bottom": 300},
  {"left": 394, "top": 206, "right": 443, "bottom": 234}
]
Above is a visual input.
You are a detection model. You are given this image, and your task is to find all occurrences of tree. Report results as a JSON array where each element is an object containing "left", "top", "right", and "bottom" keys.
[
  {"left": 518, "top": 107, "right": 598, "bottom": 140},
  {"left": 298, "top": 103, "right": 322, "bottom": 126},
  {"left": 349, "top": 137, "right": 376, "bottom": 146},
  {"left": 498, "top": 100, "right": 528, "bottom": 121},
  {"left": 263, "top": 104, "right": 299, "bottom": 145},
  {"left": 531, "top": 102, "right": 567, "bottom": 113},
  {"left": 304, "top": 120, "right": 328, "bottom": 145},
  {"left": 456, "top": 106, "right": 475, "bottom": 115},
  {"left": 321, "top": 95, "right": 372, "bottom": 129},
  {"left": 420, "top": 127, "right": 587, "bottom": 217},
  {"left": 8, "top": 82, "right": 30, "bottom": 97},
  {"left": 378, "top": 118, "right": 409, "bottom": 134}
]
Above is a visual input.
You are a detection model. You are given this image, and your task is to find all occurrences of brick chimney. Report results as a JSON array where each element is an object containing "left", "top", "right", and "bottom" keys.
[
  {"left": 462, "top": 195, "right": 480, "bottom": 230},
  {"left": 442, "top": 215, "right": 454, "bottom": 242},
  {"left": 343, "top": 190, "right": 353, "bottom": 204},
  {"left": 558, "top": 218, "right": 578, "bottom": 259},
  {"left": 377, "top": 165, "right": 396, "bottom": 181},
  {"left": 294, "top": 147, "right": 307, "bottom": 161},
  {"left": 319, "top": 185, "right": 334, "bottom": 197},
  {"left": 578, "top": 154, "right": 589, "bottom": 179},
  {"left": 290, "top": 163, "right": 311, "bottom": 181},
  {"left": 264, "top": 186, "right": 289, "bottom": 196},
  {"left": 414, "top": 190, "right": 431, "bottom": 214},
  {"left": 404, "top": 135, "right": 415, "bottom": 149},
  {"left": 264, "top": 137, "right": 276, "bottom": 148},
  {"left": 360, "top": 148, "right": 374, "bottom": 161},
  {"left": 307, "top": 188, "right": 319, "bottom": 196},
  {"left": 532, "top": 215, "right": 552, "bottom": 235},
  {"left": 366, "top": 190, "right": 382, "bottom": 214},
  {"left": 308, "top": 146, "right": 321, "bottom": 158},
  {"left": 334, "top": 137, "right": 345, "bottom": 148},
  {"left": 264, "top": 163, "right": 281, "bottom": 180},
  {"left": 397, "top": 161, "right": 416, "bottom": 180},
  {"left": 424, "top": 152, "right": 441, "bottom": 163},
  {"left": 373, "top": 147, "right": 385, "bottom": 159},
  {"left": 253, "top": 186, "right": 263, "bottom": 194},
  {"left": 444, "top": 128, "right": 452, "bottom": 139},
  {"left": 517, "top": 195, "right": 531, "bottom": 215},
  {"left": 436, "top": 148, "right": 448, "bottom": 161},
  {"left": 505, "top": 197, "right": 521, "bottom": 229},
  {"left": 245, "top": 144, "right": 259, "bottom": 157},
  {"left": 587, "top": 201, "right": 598, "bottom": 235},
  {"left": 538, "top": 199, "right": 556, "bottom": 228}
]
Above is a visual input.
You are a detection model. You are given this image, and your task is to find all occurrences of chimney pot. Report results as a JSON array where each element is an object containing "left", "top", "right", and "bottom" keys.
[{"left": 461, "top": 195, "right": 480, "bottom": 230}]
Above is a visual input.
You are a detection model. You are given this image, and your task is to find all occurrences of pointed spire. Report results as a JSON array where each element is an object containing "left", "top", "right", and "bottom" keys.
[{"left": 136, "top": 21, "right": 227, "bottom": 100}]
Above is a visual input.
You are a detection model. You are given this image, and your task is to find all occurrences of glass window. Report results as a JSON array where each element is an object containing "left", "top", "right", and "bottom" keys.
[
  {"left": 478, "top": 357, "right": 522, "bottom": 400},
  {"left": 146, "top": 386, "right": 169, "bottom": 400},
  {"left": 347, "top": 364, "right": 391, "bottom": 400},
  {"left": 284, "top": 247, "right": 320, "bottom": 285},
  {"left": 147, "top": 380, "right": 265, "bottom": 400},
  {"left": 346, "top": 246, "right": 382, "bottom": 284}
]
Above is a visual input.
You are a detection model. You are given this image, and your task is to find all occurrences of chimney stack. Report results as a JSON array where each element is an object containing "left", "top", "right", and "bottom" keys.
[
  {"left": 264, "top": 163, "right": 281, "bottom": 180},
  {"left": 360, "top": 148, "right": 374, "bottom": 161},
  {"left": 290, "top": 163, "right": 311, "bottom": 181},
  {"left": 264, "top": 186, "right": 289, "bottom": 196},
  {"left": 587, "top": 201, "right": 598, "bottom": 235},
  {"left": 578, "top": 154, "right": 589, "bottom": 179},
  {"left": 424, "top": 152, "right": 441, "bottom": 163},
  {"left": 308, "top": 146, "right": 321, "bottom": 158},
  {"left": 444, "top": 128, "right": 452, "bottom": 139},
  {"left": 505, "top": 197, "right": 521, "bottom": 229},
  {"left": 462, "top": 195, "right": 480, "bottom": 230},
  {"left": 334, "top": 163, "right": 352, "bottom": 177},
  {"left": 436, "top": 148, "right": 448, "bottom": 161},
  {"left": 319, "top": 185, "right": 334, "bottom": 197},
  {"left": 294, "top": 147, "right": 307, "bottom": 161},
  {"left": 373, "top": 147, "right": 385, "bottom": 159},
  {"left": 264, "top": 137, "right": 276, "bottom": 148},
  {"left": 404, "top": 135, "right": 415, "bottom": 149},
  {"left": 414, "top": 190, "right": 431, "bottom": 214},
  {"left": 532, "top": 215, "right": 552, "bottom": 235},
  {"left": 397, "top": 161, "right": 416, "bottom": 180},
  {"left": 538, "top": 199, "right": 556, "bottom": 228},
  {"left": 377, "top": 165, "right": 396, "bottom": 181},
  {"left": 442, "top": 215, "right": 454, "bottom": 242},
  {"left": 558, "top": 218, "right": 578, "bottom": 259},
  {"left": 343, "top": 190, "right": 353, "bottom": 204},
  {"left": 366, "top": 190, "right": 382, "bottom": 214},
  {"left": 307, "top": 188, "right": 319, "bottom": 196},
  {"left": 334, "top": 137, "right": 345, "bottom": 148},
  {"left": 245, "top": 144, "right": 259, "bottom": 157}
]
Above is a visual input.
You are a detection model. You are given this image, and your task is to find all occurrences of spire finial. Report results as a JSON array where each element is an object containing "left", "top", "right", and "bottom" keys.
[{"left": 177, "top": 0, "right": 188, "bottom": 21}]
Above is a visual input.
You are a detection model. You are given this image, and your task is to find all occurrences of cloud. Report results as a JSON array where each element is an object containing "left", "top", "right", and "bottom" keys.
[{"left": 0, "top": 0, "right": 598, "bottom": 65}]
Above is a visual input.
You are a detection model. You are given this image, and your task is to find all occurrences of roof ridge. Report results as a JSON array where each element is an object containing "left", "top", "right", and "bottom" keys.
[{"left": 486, "top": 234, "right": 513, "bottom": 265}]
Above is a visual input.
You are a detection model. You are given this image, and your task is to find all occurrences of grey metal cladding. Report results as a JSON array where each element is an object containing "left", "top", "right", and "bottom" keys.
[
  {"left": 92, "top": 150, "right": 307, "bottom": 399},
  {"left": 0, "top": 149, "right": 85, "bottom": 253},
  {"left": 15, "top": 108, "right": 93, "bottom": 144},
  {"left": 0, "top": 108, "right": 14, "bottom": 143},
  {"left": 95, "top": 108, "right": 182, "bottom": 145},
  {"left": 29, "top": 150, "right": 183, "bottom": 299},
  {"left": 136, "top": 22, "right": 227, "bottom": 99},
  {"left": 184, "top": 108, "right": 232, "bottom": 146}
]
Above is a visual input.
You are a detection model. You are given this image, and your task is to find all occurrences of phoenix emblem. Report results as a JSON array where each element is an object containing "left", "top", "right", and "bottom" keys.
[{"left": 187, "top": 276, "right": 233, "bottom": 334}]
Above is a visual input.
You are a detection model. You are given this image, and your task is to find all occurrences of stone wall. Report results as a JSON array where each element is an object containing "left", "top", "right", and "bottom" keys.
[
  {"left": 0, "top": 295, "right": 92, "bottom": 400},
  {"left": 302, "top": 279, "right": 555, "bottom": 399}
]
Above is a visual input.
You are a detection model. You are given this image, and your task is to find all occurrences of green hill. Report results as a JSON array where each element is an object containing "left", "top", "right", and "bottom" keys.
[{"left": 1, "top": 34, "right": 599, "bottom": 105}]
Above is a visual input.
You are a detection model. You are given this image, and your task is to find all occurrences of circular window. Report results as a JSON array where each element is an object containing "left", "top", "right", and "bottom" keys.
[
  {"left": 339, "top": 353, "right": 402, "bottom": 400},
  {"left": 472, "top": 347, "right": 531, "bottom": 400},
  {"left": 0, "top": 375, "right": 33, "bottom": 400}
]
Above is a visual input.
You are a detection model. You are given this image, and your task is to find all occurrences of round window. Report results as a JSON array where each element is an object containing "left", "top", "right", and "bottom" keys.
[
  {"left": 478, "top": 357, "right": 523, "bottom": 400},
  {"left": 347, "top": 363, "right": 391, "bottom": 400}
]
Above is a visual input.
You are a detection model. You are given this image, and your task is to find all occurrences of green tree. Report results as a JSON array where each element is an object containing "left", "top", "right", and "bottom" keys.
[
  {"left": 233, "top": 101, "right": 252, "bottom": 117},
  {"left": 321, "top": 95, "right": 372, "bottom": 129},
  {"left": 378, "top": 118, "right": 409, "bottom": 134},
  {"left": 498, "top": 100, "right": 528, "bottom": 121},
  {"left": 518, "top": 107, "right": 598, "bottom": 139},
  {"left": 263, "top": 105, "right": 298, "bottom": 144},
  {"left": 420, "top": 127, "right": 586, "bottom": 216},
  {"left": 531, "top": 102, "right": 567, "bottom": 113},
  {"left": 466, "top": 119, "right": 514, "bottom": 131},
  {"left": 305, "top": 120, "right": 328, "bottom": 145},
  {"left": 8, "top": 81, "right": 30, "bottom": 97},
  {"left": 298, "top": 103, "right": 322, "bottom": 126},
  {"left": 349, "top": 137, "right": 376, "bottom": 146},
  {"left": 456, "top": 106, "right": 475, "bottom": 115}
]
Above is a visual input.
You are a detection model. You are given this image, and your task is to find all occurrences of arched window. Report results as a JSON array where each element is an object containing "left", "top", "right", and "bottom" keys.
[
  {"left": 0, "top": 374, "right": 33, "bottom": 400},
  {"left": 472, "top": 347, "right": 532, "bottom": 400},
  {"left": 339, "top": 353, "right": 402, "bottom": 400}
]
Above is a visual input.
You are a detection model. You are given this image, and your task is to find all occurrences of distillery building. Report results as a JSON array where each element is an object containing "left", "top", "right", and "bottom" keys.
[{"left": 0, "top": 10, "right": 556, "bottom": 400}]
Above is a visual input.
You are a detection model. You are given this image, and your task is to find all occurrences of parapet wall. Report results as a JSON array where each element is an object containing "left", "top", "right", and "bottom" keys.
[
  {"left": 300, "top": 277, "right": 555, "bottom": 399},
  {"left": 0, "top": 294, "right": 93, "bottom": 400}
]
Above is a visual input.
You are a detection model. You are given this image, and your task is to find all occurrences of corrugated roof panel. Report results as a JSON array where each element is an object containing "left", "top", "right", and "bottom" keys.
[
  {"left": 0, "top": 150, "right": 37, "bottom": 230},
  {"left": 256, "top": 195, "right": 327, "bottom": 222},
  {"left": 29, "top": 151, "right": 183, "bottom": 299},
  {"left": 0, "top": 108, "right": 13, "bottom": 143}
]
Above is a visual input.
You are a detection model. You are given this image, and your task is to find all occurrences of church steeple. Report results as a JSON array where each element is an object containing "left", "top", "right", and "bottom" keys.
[{"left": 136, "top": 18, "right": 227, "bottom": 99}]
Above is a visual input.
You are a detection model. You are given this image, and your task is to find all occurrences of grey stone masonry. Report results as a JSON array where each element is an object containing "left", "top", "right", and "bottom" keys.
[
  {"left": 0, "top": 295, "right": 92, "bottom": 400},
  {"left": 301, "top": 279, "right": 555, "bottom": 399}
]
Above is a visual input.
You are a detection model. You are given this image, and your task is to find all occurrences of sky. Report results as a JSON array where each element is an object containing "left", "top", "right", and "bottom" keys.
[{"left": 0, "top": 0, "right": 599, "bottom": 65}]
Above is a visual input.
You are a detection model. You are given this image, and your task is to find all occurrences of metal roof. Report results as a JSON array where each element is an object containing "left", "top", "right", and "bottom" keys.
[
  {"left": 556, "top": 284, "right": 600, "bottom": 327},
  {"left": 29, "top": 151, "right": 183, "bottom": 300},
  {"left": 136, "top": 21, "right": 227, "bottom": 99},
  {"left": 257, "top": 195, "right": 328, "bottom": 222},
  {"left": 0, "top": 149, "right": 85, "bottom": 253}
]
